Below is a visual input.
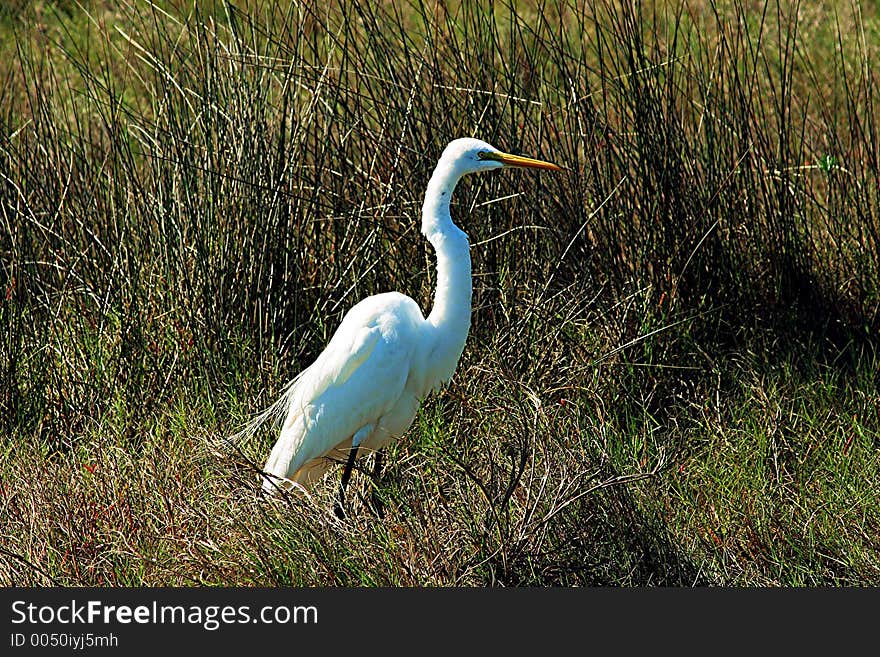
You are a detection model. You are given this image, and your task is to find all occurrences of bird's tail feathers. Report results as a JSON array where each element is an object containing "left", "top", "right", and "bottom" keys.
[{"left": 227, "top": 366, "right": 312, "bottom": 448}]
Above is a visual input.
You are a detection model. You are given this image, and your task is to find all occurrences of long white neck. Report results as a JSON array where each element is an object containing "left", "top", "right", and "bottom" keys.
[{"left": 421, "top": 159, "right": 472, "bottom": 385}]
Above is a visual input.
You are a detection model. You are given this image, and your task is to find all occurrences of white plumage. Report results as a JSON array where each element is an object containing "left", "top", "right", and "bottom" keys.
[{"left": 239, "top": 138, "right": 561, "bottom": 496}]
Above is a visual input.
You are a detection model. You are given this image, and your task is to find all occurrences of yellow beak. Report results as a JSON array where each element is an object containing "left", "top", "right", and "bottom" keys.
[{"left": 487, "top": 151, "right": 563, "bottom": 171}]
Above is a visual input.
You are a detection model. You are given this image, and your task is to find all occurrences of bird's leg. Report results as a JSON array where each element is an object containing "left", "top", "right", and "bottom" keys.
[
  {"left": 371, "top": 449, "right": 384, "bottom": 480},
  {"left": 334, "top": 424, "right": 373, "bottom": 519},
  {"left": 334, "top": 444, "right": 360, "bottom": 519},
  {"left": 369, "top": 449, "right": 385, "bottom": 519}
]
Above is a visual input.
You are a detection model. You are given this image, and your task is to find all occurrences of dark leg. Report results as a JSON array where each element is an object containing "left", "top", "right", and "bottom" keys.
[
  {"left": 334, "top": 444, "right": 360, "bottom": 519},
  {"left": 369, "top": 449, "right": 385, "bottom": 518}
]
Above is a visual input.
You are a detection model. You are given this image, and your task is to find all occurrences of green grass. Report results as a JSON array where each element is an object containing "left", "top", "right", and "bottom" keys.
[{"left": 1, "top": 0, "right": 878, "bottom": 586}]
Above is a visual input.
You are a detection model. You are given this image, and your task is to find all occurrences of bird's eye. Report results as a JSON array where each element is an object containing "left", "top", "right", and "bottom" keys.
[{"left": 477, "top": 151, "right": 489, "bottom": 160}]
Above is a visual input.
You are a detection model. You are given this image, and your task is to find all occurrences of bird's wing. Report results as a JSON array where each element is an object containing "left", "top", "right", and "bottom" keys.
[
  {"left": 263, "top": 299, "right": 422, "bottom": 485},
  {"left": 230, "top": 322, "right": 382, "bottom": 446},
  {"left": 294, "top": 322, "right": 383, "bottom": 410},
  {"left": 289, "top": 292, "right": 422, "bottom": 419},
  {"left": 237, "top": 291, "right": 422, "bottom": 435}
]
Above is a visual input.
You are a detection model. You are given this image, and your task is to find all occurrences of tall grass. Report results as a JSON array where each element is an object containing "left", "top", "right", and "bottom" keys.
[{"left": 1, "top": 0, "right": 878, "bottom": 586}]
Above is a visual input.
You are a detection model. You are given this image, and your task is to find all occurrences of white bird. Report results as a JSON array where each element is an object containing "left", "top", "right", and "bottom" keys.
[{"left": 241, "top": 138, "right": 560, "bottom": 510}]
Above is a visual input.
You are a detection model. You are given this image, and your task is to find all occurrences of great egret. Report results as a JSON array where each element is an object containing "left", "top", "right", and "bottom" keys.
[{"left": 243, "top": 138, "right": 561, "bottom": 510}]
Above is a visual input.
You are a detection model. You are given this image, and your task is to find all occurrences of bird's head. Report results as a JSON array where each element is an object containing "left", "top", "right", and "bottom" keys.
[{"left": 439, "top": 137, "right": 562, "bottom": 177}]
